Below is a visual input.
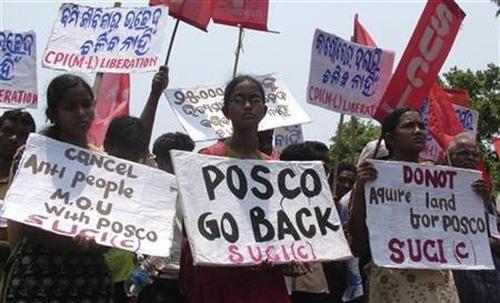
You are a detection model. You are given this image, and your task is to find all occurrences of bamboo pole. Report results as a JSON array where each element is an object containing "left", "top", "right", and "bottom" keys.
[{"left": 232, "top": 25, "right": 244, "bottom": 78}]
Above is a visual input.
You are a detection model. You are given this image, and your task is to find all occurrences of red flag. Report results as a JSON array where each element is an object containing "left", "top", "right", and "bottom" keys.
[
  {"left": 428, "top": 84, "right": 464, "bottom": 149},
  {"left": 374, "top": 0, "right": 466, "bottom": 121},
  {"left": 353, "top": 14, "right": 376, "bottom": 47},
  {"left": 212, "top": 0, "right": 269, "bottom": 31},
  {"left": 87, "top": 74, "right": 130, "bottom": 147},
  {"left": 150, "top": 0, "right": 215, "bottom": 31},
  {"left": 443, "top": 88, "right": 469, "bottom": 107},
  {"left": 493, "top": 137, "right": 500, "bottom": 159}
]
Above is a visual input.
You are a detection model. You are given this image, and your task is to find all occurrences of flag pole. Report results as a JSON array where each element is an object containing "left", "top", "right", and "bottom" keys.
[
  {"left": 331, "top": 113, "right": 345, "bottom": 200},
  {"left": 164, "top": 19, "right": 180, "bottom": 66},
  {"left": 232, "top": 25, "right": 244, "bottom": 78}
]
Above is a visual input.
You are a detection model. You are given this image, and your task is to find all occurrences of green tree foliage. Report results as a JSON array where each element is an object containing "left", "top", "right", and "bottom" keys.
[
  {"left": 328, "top": 118, "right": 380, "bottom": 165},
  {"left": 440, "top": 63, "right": 500, "bottom": 186}
]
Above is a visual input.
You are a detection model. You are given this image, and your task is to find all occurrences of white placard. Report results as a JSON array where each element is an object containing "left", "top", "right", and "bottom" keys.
[
  {"left": 307, "top": 29, "right": 394, "bottom": 118},
  {"left": 365, "top": 160, "right": 494, "bottom": 270},
  {"left": 274, "top": 124, "right": 303, "bottom": 152},
  {"left": 171, "top": 150, "right": 352, "bottom": 266},
  {"left": 165, "top": 73, "right": 311, "bottom": 141},
  {"left": 0, "top": 30, "right": 38, "bottom": 108},
  {"left": 489, "top": 214, "right": 500, "bottom": 240},
  {"left": 420, "top": 99, "right": 479, "bottom": 162},
  {"left": 2, "top": 134, "right": 177, "bottom": 257},
  {"left": 42, "top": 3, "right": 168, "bottom": 73}
]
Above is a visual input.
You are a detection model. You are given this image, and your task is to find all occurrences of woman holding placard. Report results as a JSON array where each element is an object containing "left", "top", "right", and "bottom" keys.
[
  {"left": 2, "top": 74, "right": 113, "bottom": 302},
  {"left": 349, "top": 108, "right": 460, "bottom": 302},
  {"left": 179, "top": 75, "right": 304, "bottom": 303}
]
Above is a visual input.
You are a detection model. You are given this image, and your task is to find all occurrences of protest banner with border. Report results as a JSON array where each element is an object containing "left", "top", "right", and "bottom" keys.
[
  {"left": 2, "top": 134, "right": 177, "bottom": 257},
  {"left": 0, "top": 30, "right": 38, "bottom": 108},
  {"left": 165, "top": 73, "right": 311, "bottom": 141},
  {"left": 42, "top": 4, "right": 168, "bottom": 73},
  {"left": 306, "top": 29, "right": 394, "bottom": 118},
  {"left": 171, "top": 150, "right": 352, "bottom": 266},
  {"left": 274, "top": 124, "right": 303, "bottom": 152},
  {"left": 365, "top": 160, "right": 494, "bottom": 270},
  {"left": 420, "top": 99, "right": 479, "bottom": 162}
]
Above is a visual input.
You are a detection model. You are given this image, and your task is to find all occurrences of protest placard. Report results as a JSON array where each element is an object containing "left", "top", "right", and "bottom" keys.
[
  {"left": 42, "top": 4, "right": 167, "bottom": 73},
  {"left": 165, "top": 73, "right": 311, "bottom": 141},
  {"left": 2, "top": 134, "right": 177, "bottom": 257},
  {"left": 274, "top": 124, "right": 303, "bottom": 152},
  {"left": 420, "top": 99, "right": 479, "bottom": 162},
  {"left": 0, "top": 30, "right": 38, "bottom": 108},
  {"left": 171, "top": 150, "right": 352, "bottom": 266},
  {"left": 306, "top": 29, "right": 394, "bottom": 118},
  {"left": 365, "top": 160, "right": 494, "bottom": 270}
]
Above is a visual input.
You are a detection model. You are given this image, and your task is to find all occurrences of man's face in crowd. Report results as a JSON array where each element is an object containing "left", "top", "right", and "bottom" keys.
[
  {"left": 449, "top": 136, "right": 479, "bottom": 169},
  {"left": 0, "top": 119, "right": 32, "bottom": 160},
  {"left": 336, "top": 170, "right": 356, "bottom": 198}
]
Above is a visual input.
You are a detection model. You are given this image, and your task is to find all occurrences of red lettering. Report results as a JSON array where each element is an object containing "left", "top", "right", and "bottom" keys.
[
  {"left": 389, "top": 238, "right": 405, "bottom": 263},
  {"left": 24, "top": 214, "right": 48, "bottom": 225},
  {"left": 455, "top": 241, "right": 469, "bottom": 260},
  {"left": 228, "top": 244, "right": 244, "bottom": 264}
]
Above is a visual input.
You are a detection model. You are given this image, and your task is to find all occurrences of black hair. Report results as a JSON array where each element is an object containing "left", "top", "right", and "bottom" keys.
[
  {"left": 378, "top": 107, "right": 421, "bottom": 158},
  {"left": 280, "top": 141, "right": 328, "bottom": 162},
  {"left": 104, "top": 116, "right": 148, "bottom": 161},
  {"left": 337, "top": 162, "right": 357, "bottom": 175},
  {"left": 0, "top": 109, "right": 36, "bottom": 132},
  {"left": 153, "top": 132, "right": 195, "bottom": 161},
  {"left": 44, "top": 74, "right": 94, "bottom": 139},
  {"left": 223, "top": 75, "right": 265, "bottom": 108}
]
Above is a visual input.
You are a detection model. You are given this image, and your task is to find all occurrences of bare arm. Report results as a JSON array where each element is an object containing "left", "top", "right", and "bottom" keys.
[
  {"left": 348, "top": 161, "right": 377, "bottom": 257},
  {"left": 140, "top": 65, "right": 169, "bottom": 147}
]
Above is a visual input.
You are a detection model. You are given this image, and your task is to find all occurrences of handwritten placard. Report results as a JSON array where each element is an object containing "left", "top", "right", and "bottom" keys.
[
  {"left": 274, "top": 125, "right": 303, "bottom": 152},
  {"left": 307, "top": 29, "right": 394, "bottom": 118},
  {"left": 42, "top": 3, "right": 167, "bottom": 73},
  {"left": 0, "top": 30, "right": 38, "bottom": 108},
  {"left": 420, "top": 99, "right": 479, "bottom": 162},
  {"left": 171, "top": 150, "right": 352, "bottom": 266},
  {"left": 165, "top": 73, "right": 311, "bottom": 142},
  {"left": 2, "top": 134, "right": 177, "bottom": 257},
  {"left": 365, "top": 160, "right": 493, "bottom": 270}
]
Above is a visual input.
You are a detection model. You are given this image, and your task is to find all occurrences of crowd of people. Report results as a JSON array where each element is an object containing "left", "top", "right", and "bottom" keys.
[{"left": 0, "top": 68, "right": 498, "bottom": 303}]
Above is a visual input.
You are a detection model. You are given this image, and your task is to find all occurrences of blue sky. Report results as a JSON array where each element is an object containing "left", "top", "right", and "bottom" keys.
[{"left": 1, "top": 0, "right": 498, "bottom": 149}]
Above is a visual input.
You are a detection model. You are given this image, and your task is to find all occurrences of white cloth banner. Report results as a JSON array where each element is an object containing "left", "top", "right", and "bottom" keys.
[
  {"left": 274, "top": 125, "right": 303, "bottom": 152},
  {"left": 42, "top": 4, "right": 167, "bottom": 73},
  {"left": 307, "top": 29, "right": 394, "bottom": 118},
  {"left": 165, "top": 73, "right": 311, "bottom": 141},
  {"left": 0, "top": 30, "right": 38, "bottom": 108},
  {"left": 171, "top": 150, "right": 352, "bottom": 266},
  {"left": 365, "top": 160, "right": 494, "bottom": 270},
  {"left": 420, "top": 99, "right": 479, "bottom": 162},
  {"left": 2, "top": 134, "right": 177, "bottom": 257}
]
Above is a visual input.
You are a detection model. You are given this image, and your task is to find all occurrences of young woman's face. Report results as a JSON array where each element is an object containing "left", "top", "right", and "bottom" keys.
[
  {"left": 54, "top": 84, "right": 94, "bottom": 138},
  {"left": 390, "top": 111, "right": 426, "bottom": 154},
  {"left": 223, "top": 80, "right": 267, "bottom": 130}
]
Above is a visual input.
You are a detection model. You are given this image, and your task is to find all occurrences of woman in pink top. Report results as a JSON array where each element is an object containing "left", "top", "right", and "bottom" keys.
[{"left": 179, "top": 75, "right": 291, "bottom": 303}]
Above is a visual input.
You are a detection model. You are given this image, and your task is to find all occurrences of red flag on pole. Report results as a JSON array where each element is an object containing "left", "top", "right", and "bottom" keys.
[
  {"left": 212, "top": 0, "right": 269, "bottom": 31},
  {"left": 150, "top": 0, "right": 215, "bottom": 31},
  {"left": 87, "top": 74, "right": 130, "bottom": 147},
  {"left": 443, "top": 88, "right": 469, "bottom": 107},
  {"left": 493, "top": 137, "right": 500, "bottom": 159},
  {"left": 374, "top": 0, "right": 466, "bottom": 121},
  {"left": 353, "top": 14, "right": 376, "bottom": 47},
  {"left": 428, "top": 84, "right": 464, "bottom": 149}
]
